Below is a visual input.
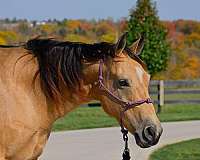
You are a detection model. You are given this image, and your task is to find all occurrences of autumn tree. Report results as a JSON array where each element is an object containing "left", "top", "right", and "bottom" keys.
[
  {"left": 0, "top": 31, "right": 17, "bottom": 43},
  {"left": 0, "top": 37, "right": 6, "bottom": 45},
  {"left": 127, "top": 0, "right": 171, "bottom": 76}
]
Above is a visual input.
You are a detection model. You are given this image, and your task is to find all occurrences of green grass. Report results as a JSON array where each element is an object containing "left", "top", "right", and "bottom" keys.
[
  {"left": 52, "top": 107, "right": 118, "bottom": 131},
  {"left": 52, "top": 104, "right": 200, "bottom": 131},
  {"left": 150, "top": 139, "right": 200, "bottom": 160},
  {"left": 158, "top": 104, "right": 200, "bottom": 122}
]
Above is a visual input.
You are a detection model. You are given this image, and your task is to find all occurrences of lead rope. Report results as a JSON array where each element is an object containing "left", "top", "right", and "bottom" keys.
[
  {"left": 120, "top": 108, "right": 131, "bottom": 160},
  {"left": 121, "top": 128, "right": 131, "bottom": 160}
]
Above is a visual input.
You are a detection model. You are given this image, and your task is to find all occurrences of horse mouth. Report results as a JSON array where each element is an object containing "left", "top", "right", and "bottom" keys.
[
  {"left": 134, "top": 126, "right": 162, "bottom": 148},
  {"left": 134, "top": 133, "right": 159, "bottom": 148}
]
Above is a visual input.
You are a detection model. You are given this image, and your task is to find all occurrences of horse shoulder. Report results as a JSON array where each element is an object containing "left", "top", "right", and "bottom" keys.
[{"left": 0, "top": 48, "right": 53, "bottom": 159}]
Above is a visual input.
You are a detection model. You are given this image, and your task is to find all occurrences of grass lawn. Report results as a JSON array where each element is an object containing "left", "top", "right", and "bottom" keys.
[
  {"left": 53, "top": 107, "right": 118, "bottom": 131},
  {"left": 150, "top": 139, "right": 200, "bottom": 160},
  {"left": 52, "top": 104, "right": 200, "bottom": 131},
  {"left": 158, "top": 104, "right": 200, "bottom": 122}
]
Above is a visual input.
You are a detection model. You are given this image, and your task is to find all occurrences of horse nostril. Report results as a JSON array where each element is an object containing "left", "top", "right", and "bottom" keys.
[{"left": 143, "top": 126, "right": 156, "bottom": 143}]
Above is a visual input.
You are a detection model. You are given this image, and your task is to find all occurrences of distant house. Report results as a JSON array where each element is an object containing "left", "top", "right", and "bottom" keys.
[{"left": 36, "top": 21, "right": 47, "bottom": 25}]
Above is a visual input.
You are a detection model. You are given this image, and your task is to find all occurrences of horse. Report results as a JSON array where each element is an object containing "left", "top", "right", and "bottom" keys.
[{"left": 0, "top": 33, "right": 162, "bottom": 159}]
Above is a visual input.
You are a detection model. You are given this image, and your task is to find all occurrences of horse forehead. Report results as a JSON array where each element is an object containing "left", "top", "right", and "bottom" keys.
[{"left": 135, "top": 66, "right": 145, "bottom": 82}]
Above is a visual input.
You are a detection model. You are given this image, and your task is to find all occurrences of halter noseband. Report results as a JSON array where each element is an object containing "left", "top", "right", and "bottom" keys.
[{"left": 98, "top": 59, "right": 153, "bottom": 160}]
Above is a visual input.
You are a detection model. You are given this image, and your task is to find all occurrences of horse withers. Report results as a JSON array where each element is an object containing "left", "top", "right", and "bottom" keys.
[{"left": 0, "top": 33, "right": 162, "bottom": 159}]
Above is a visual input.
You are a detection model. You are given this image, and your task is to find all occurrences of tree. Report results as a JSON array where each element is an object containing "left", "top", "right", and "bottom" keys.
[
  {"left": 127, "top": 0, "right": 171, "bottom": 76},
  {"left": 17, "top": 22, "right": 31, "bottom": 35}
]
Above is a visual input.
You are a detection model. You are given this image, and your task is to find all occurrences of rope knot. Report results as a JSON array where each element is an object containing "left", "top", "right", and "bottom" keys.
[
  {"left": 121, "top": 128, "right": 128, "bottom": 135},
  {"left": 146, "top": 98, "right": 153, "bottom": 104},
  {"left": 98, "top": 82, "right": 104, "bottom": 90},
  {"left": 125, "top": 102, "right": 131, "bottom": 107},
  {"left": 99, "top": 76, "right": 103, "bottom": 82}
]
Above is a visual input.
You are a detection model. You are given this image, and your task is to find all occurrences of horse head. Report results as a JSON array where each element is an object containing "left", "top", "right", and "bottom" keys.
[
  {"left": 84, "top": 33, "right": 162, "bottom": 148},
  {"left": 25, "top": 34, "right": 162, "bottom": 148}
]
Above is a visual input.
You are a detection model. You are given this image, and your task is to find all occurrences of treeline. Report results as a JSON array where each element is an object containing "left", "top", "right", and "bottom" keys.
[
  {"left": 0, "top": 18, "right": 200, "bottom": 80},
  {"left": 161, "top": 20, "right": 200, "bottom": 80},
  {"left": 0, "top": 18, "right": 126, "bottom": 44}
]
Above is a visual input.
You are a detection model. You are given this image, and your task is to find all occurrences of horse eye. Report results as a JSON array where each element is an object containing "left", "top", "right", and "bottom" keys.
[{"left": 118, "top": 79, "right": 130, "bottom": 87}]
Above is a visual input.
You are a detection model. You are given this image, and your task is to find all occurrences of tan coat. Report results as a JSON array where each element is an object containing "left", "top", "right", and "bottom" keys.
[
  {"left": 0, "top": 35, "right": 162, "bottom": 159},
  {"left": 0, "top": 48, "right": 85, "bottom": 159}
]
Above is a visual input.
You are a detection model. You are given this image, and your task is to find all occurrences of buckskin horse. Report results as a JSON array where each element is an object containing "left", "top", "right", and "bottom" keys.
[{"left": 0, "top": 33, "right": 162, "bottom": 159}]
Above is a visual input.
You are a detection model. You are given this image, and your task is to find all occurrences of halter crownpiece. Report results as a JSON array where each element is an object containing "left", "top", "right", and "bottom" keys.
[{"left": 97, "top": 59, "right": 153, "bottom": 160}]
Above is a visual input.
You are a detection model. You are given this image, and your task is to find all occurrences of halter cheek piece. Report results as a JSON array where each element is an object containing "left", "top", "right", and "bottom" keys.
[{"left": 98, "top": 59, "right": 153, "bottom": 160}]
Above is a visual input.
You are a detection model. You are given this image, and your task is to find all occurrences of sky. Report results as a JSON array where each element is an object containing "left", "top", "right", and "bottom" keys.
[{"left": 0, "top": 0, "right": 200, "bottom": 21}]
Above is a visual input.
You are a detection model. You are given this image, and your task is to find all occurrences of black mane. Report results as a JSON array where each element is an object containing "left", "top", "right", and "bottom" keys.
[
  {"left": 25, "top": 38, "right": 116, "bottom": 102},
  {"left": 24, "top": 38, "right": 146, "bottom": 103}
]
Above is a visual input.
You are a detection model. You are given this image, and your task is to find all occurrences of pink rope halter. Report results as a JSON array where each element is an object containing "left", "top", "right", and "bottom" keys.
[
  {"left": 98, "top": 59, "right": 153, "bottom": 130},
  {"left": 97, "top": 59, "right": 153, "bottom": 160}
]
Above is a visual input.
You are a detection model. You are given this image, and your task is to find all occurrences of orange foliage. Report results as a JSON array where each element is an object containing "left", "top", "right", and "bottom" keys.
[
  {"left": 118, "top": 19, "right": 128, "bottom": 32},
  {"left": 162, "top": 21, "right": 176, "bottom": 40},
  {"left": 79, "top": 21, "right": 93, "bottom": 32},
  {"left": 96, "top": 21, "right": 116, "bottom": 36},
  {"left": 185, "top": 32, "right": 200, "bottom": 48},
  {"left": 184, "top": 55, "right": 200, "bottom": 79},
  {"left": 155, "top": 52, "right": 200, "bottom": 80},
  {"left": 66, "top": 20, "right": 81, "bottom": 32}
]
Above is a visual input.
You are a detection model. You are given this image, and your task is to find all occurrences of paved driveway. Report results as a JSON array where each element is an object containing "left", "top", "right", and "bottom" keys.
[{"left": 40, "top": 121, "right": 200, "bottom": 160}]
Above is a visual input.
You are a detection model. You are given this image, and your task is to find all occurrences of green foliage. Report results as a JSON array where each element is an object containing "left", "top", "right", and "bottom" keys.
[
  {"left": 100, "top": 33, "right": 116, "bottom": 43},
  {"left": 127, "top": 0, "right": 171, "bottom": 76}
]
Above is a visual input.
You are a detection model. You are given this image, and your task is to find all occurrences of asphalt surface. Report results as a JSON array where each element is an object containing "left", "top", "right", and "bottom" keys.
[{"left": 40, "top": 121, "right": 200, "bottom": 160}]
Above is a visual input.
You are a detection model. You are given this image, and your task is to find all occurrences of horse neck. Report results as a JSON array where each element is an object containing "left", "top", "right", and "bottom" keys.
[
  {"left": 2, "top": 48, "right": 92, "bottom": 124},
  {"left": 25, "top": 60, "right": 93, "bottom": 121},
  {"left": 48, "top": 82, "right": 93, "bottom": 120}
]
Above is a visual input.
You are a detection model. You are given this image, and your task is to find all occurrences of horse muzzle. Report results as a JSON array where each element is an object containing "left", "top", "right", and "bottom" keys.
[{"left": 134, "top": 124, "right": 163, "bottom": 148}]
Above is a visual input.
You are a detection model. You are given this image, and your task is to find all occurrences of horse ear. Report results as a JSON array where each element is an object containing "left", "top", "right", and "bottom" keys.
[
  {"left": 129, "top": 35, "right": 144, "bottom": 56},
  {"left": 115, "top": 32, "right": 127, "bottom": 55}
]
